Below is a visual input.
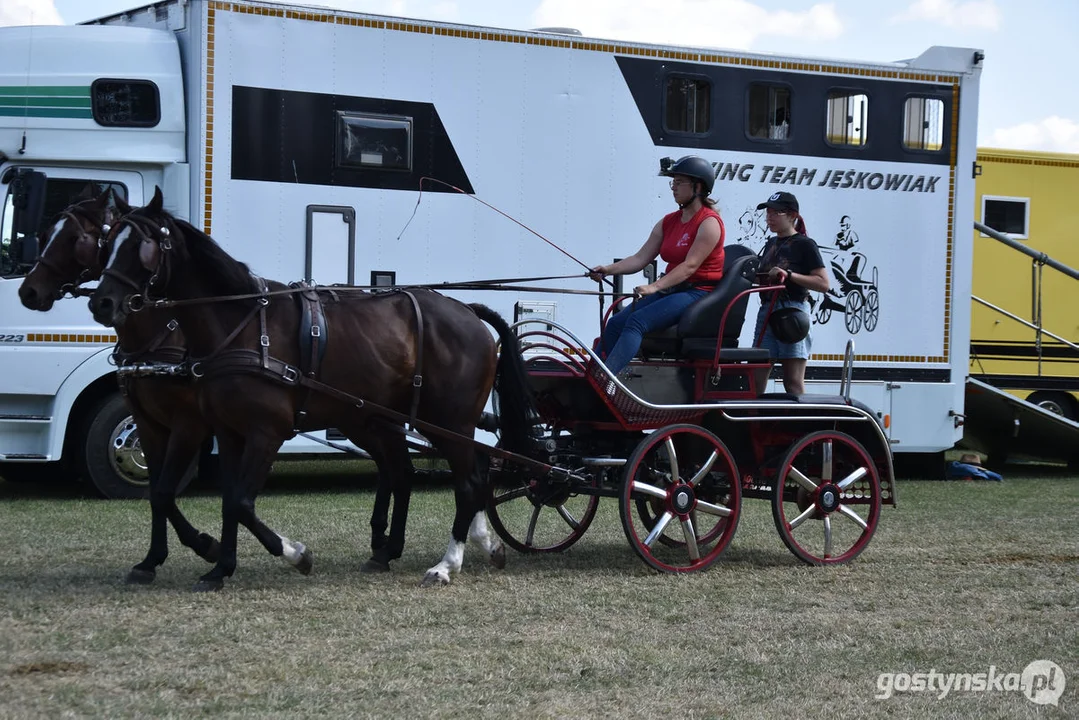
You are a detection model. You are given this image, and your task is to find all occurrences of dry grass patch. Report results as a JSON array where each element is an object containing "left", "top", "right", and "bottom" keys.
[{"left": 0, "top": 471, "right": 1075, "bottom": 718}]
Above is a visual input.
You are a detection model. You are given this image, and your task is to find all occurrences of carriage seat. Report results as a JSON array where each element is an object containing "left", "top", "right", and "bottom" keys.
[{"left": 638, "top": 244, "right": 769, "bottom": 362}]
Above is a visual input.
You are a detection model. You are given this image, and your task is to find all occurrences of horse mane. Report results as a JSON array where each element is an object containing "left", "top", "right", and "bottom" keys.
[{"left": 169, "top": 216, "right": 259, "bottom": 296}]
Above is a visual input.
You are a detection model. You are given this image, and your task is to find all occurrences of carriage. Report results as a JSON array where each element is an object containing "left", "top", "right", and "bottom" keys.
[
  {"left": 20, "top": 189, "right": 893, "bottom": 587},
  {"left": 484, "top": 243, "right": 896, "bottom": 572}
]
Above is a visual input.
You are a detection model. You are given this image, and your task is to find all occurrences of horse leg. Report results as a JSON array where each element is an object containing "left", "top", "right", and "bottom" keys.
[
  {"left": 126, "top": 412, "right": 170, "bottom": 585},
  {"left": 160, "top": 423, "right": 220, "bottom": 563},
  {"left": 364, "top": 432, "right": 414, "bottom": 572},
  {"left": 195, "top": 431, "right": 310, "bottom": 593},
  {"left": 421, "top": 441, "right": 485, "bottom": 587},
  {"left": 364, "top": 444, "right": 393, "bottom": 569},
  {"left": 465, "top": 452, "right": 505, "bottom": 570},
  {"left": 194, "top": 430, "right": 245, "bottom": 592}
]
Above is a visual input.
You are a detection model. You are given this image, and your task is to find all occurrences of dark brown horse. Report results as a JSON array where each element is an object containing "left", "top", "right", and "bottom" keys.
[
  {"left": 89, "top": 188, "right": 537, "bottom": 590},
  {"left": 18, "top": 190, "right": 221, "bottom": 582}
]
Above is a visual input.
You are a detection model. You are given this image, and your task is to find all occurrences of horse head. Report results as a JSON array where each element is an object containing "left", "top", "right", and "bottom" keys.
[
  {"left": 90, "top": 186, "right": 182, "bottom": 328},
  {"left": 18, "top": 189, "right": 120, "bottom": 311}
]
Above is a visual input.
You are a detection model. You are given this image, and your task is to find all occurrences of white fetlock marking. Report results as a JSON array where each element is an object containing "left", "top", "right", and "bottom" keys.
[
  {"left": 425, "top": 537, "right": 465, "bottom": 581},
  {"left": 468, "top": 512, "right": 497, "bottom": 556},
  {"left": 279, "top": 535, "right": 306, "bottom": 566}
]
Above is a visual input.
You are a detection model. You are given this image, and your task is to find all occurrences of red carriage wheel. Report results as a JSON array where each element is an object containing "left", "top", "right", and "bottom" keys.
[
  {"left": 619, "top": 424, "right": 740, "bottom": 573},
  {"left": 771, "top": 430, "right": 882, "bottom": 565},
  {"left": 487, "top": 471, "right": 600, "bottom": 554}
]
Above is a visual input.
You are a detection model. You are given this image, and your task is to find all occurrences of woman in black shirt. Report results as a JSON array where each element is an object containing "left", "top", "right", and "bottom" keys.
[{"left": 754, "top": 192, "right": 830, "bottom": 395}]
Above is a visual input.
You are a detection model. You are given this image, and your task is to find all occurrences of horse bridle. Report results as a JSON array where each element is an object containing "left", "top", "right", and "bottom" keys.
[
  {"left": 102, "top": 213, "right": 175, "bottom": 312},
  {"left": 34, "top": 209, "right": 111, "bottom": 300}
]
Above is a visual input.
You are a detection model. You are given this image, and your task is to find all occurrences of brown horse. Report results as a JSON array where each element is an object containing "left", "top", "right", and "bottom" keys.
[
  {"left": 89, "top": 188, "right": 537, "bottom": 590},
  {"left": 18, "top": 190, "right": 222, "bottom": 582}
]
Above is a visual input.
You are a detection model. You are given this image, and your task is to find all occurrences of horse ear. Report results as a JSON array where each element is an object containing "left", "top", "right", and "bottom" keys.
[
  {"left": 93, "top": 189, "right": 110, "bottom": 211},
  {"left": 139, "top": 238, "right": 161, "bottom": 272},
  {"left": 147, "top": 186, "right": 164, "bottom": 214},
  {"left": 114, "top": 192, "right": 131, "bottom": 216},
  {"left": 73, "top": 184, "right": 94, "bottom": 202}
]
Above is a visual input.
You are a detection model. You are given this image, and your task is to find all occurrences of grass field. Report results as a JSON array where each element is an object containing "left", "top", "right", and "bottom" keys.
[{"left": 0, "top": 464, "right": 1076, "bottom": 719}]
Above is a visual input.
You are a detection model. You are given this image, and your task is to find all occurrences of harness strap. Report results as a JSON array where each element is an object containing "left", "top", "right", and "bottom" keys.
[{"left": 401, "top": 290, "right": 425, "bottom": 431}]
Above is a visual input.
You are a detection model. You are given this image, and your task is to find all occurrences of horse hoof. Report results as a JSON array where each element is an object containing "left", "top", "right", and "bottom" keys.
[
  {"left": 295, "top": 547, "right": 314, "bottom": 576},
  {"left": 420, "top": 571, "right": 449, "bottom": 588},
  {"left": 360, "top": 558, "right": 391, "bottom": 573},
  {"left": 126, "top": 568, "right": 156, "bottom": 585},
  {"left": 192, "top": 578, "right": 224, "bottom": 593},
  {"left": 490, "top": 543, "right": 506, "bottom": 570}
]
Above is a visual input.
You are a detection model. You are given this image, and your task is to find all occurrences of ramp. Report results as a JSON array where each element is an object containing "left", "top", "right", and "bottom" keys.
[{"left": 963, "top": 378, "right": 1079, "bottom": 466}]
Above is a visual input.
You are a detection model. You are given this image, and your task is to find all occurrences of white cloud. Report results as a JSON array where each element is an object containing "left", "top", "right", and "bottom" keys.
[
  {"left": 531, "top": 0, "right": 844, "bottom": 51},
  {"left": 891, "top": 0, "right": 1000, "bottom": 30},
  {"left": 0, "top": 0, "right": 63, "bottom": 27},
  {"left": 988, "top": 116, "right": 1079, "bottom": 154}
]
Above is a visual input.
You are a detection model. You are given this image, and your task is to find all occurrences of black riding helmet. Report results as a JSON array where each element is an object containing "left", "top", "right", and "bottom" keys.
[
  {"left": 659, "top": 155, "right": 717, "bottom": 196},
  {"left": 769, "top": 306, "right": 811, "bottom": 344}
]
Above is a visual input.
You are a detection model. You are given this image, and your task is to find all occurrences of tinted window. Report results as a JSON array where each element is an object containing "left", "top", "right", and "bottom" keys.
[
  {"left": 826, "top": 91, "right": 868, "bottom": 147},
  {"left": 92, "top": 80, "right": 160, "bottom": 127},
  {"left": 665, "top": 76, "right": 711, "bottom": 134},
  {"left": 337, "top": 112, "right": 413, "bottom": 171},
  {"left": 748, "top": 84, "right": 791, "bottom": 141}
]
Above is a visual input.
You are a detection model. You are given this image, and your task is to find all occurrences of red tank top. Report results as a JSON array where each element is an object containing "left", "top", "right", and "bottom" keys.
[{"left": 660, "top": 206, "right": 725, "bottom": 286}]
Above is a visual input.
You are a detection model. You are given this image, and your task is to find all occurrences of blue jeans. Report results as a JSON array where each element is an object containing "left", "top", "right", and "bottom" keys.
[
  {"left": 754, "top": 298, "right": 813, "bottom": 359},
  {"left": 602, "top": 288, "right": 707, "bottom": 374}
]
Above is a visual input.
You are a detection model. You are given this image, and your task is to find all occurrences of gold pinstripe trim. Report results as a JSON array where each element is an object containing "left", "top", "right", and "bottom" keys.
[
  {"left": 204, "top": 4, "right": 217, "bottom": 235},
  {"left": 207, "top": 0, "right": 961, "bottom": 83},
  {"left": 25, "top": 333, "right": 117, "bottom": 344}
]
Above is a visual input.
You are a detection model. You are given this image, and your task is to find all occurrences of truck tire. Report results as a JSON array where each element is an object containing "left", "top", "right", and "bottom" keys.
[
  {"left": 1026, "top": 391, "right": 1077, "bottom": 421},
  {"left": 78, "top": 393, "right": 195, "bottom": 500}
]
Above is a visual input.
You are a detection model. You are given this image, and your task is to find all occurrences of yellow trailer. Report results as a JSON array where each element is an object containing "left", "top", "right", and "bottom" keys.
[{"left": 970, "top": 148, "right": 1079, "bottom": 420}]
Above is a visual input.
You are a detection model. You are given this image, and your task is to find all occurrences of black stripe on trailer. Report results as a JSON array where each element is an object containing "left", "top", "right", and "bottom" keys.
[
  {"left": 230, "top": 85, "right": 474, "bottom": 193},
  {"left": 615, "top": 56, "right": 954, "bottom": 166}
]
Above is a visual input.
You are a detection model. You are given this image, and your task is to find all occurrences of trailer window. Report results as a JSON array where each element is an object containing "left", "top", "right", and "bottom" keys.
[
  {"left": 982, "top": 196, "right": 1029, "bottom": 239},
  {"left": 92, "top": 80, "right": 160, "bottom": 127},
  {"left": 664, "top": 76, "right": 711, "bottom": 134},
  {"left": 336, "top": 112, "right": 413, "bottom": 171},
  {"left": 825, "top": 91, "right": 868, "bottom": 147},
  {"left": 747, "top": 84, "right": 791, "bottom": 141},
  {"left": 903, "top": 97, "right": 945, "bottom": 151}
]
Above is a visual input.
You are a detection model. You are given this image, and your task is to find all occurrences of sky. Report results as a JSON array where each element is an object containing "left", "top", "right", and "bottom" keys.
[{"left": 3, "top": 0, "right": 1077, "bottom": 153}]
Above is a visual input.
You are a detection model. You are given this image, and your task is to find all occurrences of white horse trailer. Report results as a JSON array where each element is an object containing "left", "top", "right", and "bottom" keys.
[{"left": 0, "top": 0, "right": 982, "bottom": 496}]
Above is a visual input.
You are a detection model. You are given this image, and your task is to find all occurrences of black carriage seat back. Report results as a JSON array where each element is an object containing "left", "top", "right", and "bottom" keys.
[{"left": 638, "top": 244, "right": 767, "bottom": 361}]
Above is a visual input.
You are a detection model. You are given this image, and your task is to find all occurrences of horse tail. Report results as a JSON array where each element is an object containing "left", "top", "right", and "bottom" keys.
[{"left": 469, "top": 303, "right": 537, "bottom": 455}]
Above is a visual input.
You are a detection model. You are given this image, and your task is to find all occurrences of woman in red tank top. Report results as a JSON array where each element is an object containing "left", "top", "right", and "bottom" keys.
[{"left": 589, "top": 155, "right": 726, "bottom": 375}]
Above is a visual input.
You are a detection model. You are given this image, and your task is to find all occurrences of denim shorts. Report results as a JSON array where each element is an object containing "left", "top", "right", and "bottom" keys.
[{"left": 754, "top": 298, "right": 813, "bottom": 360}]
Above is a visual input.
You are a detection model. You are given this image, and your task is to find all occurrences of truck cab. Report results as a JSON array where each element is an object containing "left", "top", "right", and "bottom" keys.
[{"left": 0, "top": 24, "right": 184, "bottom": 496}]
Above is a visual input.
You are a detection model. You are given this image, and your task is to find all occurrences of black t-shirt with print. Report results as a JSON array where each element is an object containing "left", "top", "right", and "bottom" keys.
[{"left": 758, "top": 233, "right": 825, "bottom": 303}]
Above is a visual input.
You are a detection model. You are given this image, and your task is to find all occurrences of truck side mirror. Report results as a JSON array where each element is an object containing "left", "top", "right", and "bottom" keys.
[{"left": 11, "top": 169, "right": 47, "bottom": 267}]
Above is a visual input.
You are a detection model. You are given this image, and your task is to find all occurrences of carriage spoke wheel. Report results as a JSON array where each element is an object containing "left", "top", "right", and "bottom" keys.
[
  {"left": 863, "top": 288, "right": 880, "bottom": 332},
  {"left": 487, "top": 470, "right": 600, "bottom": 554},
  {"left": 620, "top": 424, "right": 740, "bottom": 573},
  {"left": 816, "top": 305, "right": 832, "bottom": 325},
  {"left": 772, "top": 430, "right": 881, "bottom": 565},
  {"left": 844, "top": 291, "right": 864, "bottom": 334}
]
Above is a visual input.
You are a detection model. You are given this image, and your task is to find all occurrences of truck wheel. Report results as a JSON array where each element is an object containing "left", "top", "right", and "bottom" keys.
[
  {"left": 1026, "top": 391, "right": 1077, "bottom": 421},
  {"left": 78, "top": 393, "right": 194, "bottom": 500}
]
